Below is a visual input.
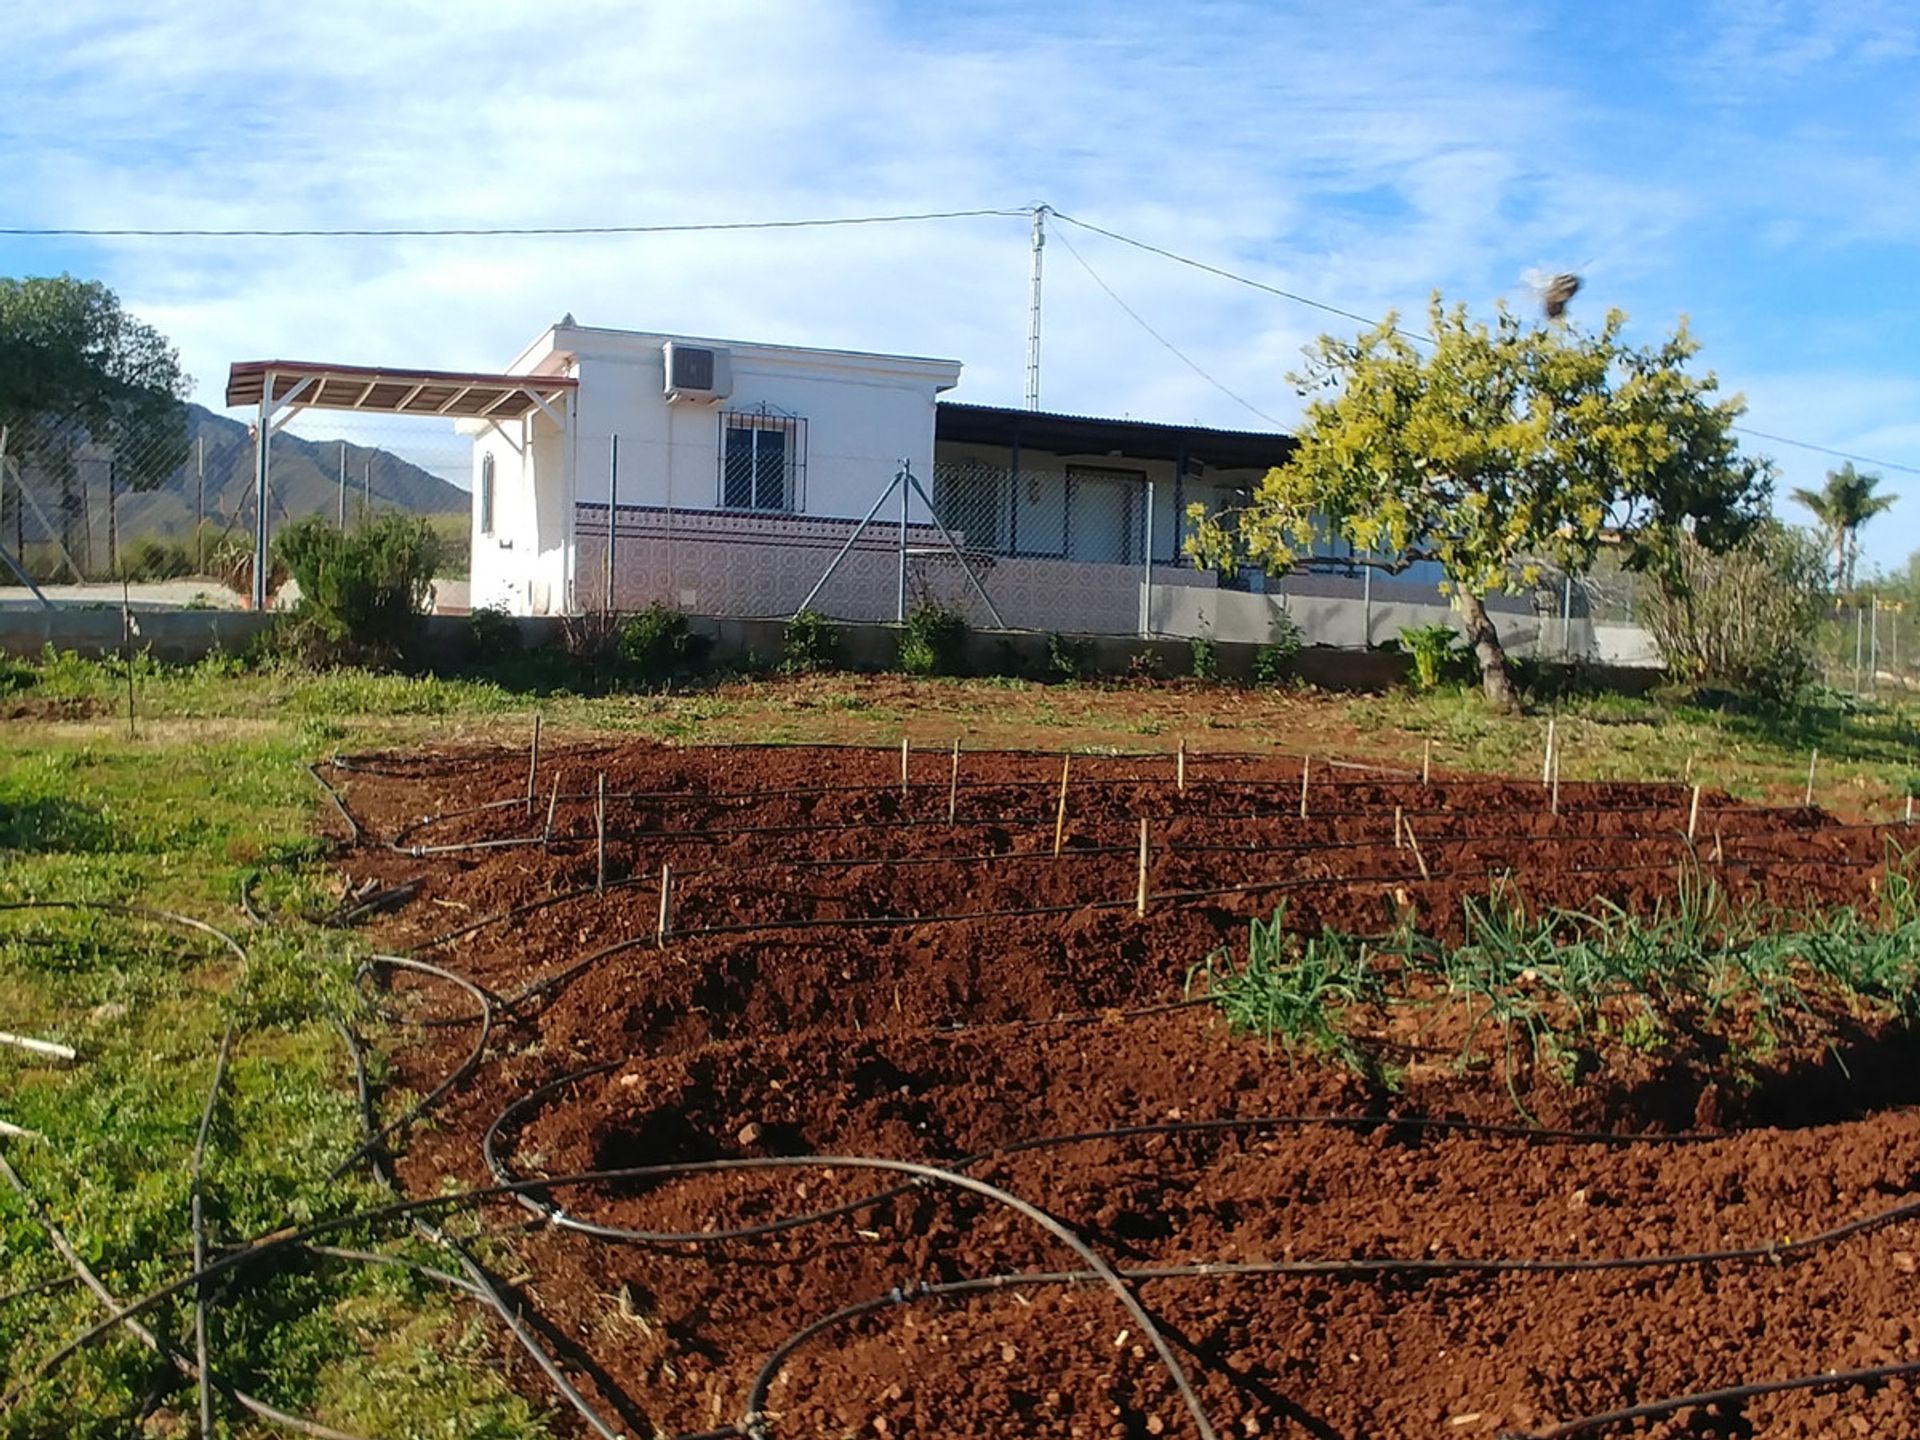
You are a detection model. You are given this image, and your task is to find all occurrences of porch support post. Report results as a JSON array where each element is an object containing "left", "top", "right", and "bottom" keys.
[{"left": 252, "top": 373, "right": 272, "bottom": 611}]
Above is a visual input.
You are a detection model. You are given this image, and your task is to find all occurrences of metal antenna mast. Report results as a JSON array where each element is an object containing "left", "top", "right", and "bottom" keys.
[{"left": 1025, "top": 204, "right": 1048, "bottom": 410}]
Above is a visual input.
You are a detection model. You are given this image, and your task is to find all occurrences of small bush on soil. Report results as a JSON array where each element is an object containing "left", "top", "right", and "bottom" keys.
[
  {"left": 1046, "top": 632, "right": 1090, "bottom": 680},
  {"left": 1398, "top": 623, "right": 1465, "bottom": 690},
  {"left": 619, "top": 603, "right": 710, "bottom": 684},
  {"left": 467, "top": 604, "right": 522, "bottom": 665},
  {"left": 782, "top": 609, "right": 841, "bottom": 674},
  {"left": 899, "top": 600, "right": 968, "bottom": 676},
  {"left": 1190, "top": 634, "right": 1218, "bottom": 681},
  {"left": 1252, "top": 610, "right": 1304, "bottom": 686},
  {"left": 1639, "top": 525, "right": 1827, "bottom": 704},
  {"left": 1189, "top": 903, "right": 1381, "bottom": 1071},
  {"left": 272, "top": 514, "right": 439, "bottom": 659}
]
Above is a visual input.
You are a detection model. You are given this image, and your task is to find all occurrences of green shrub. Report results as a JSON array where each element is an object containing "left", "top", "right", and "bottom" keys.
[
  {"left": 782, "top": 609, "right": 841, "bottom": 674},
  {"left": 1253, "top": 611, "right": 1304, "bottom": 685},
  {"left": 1046, "top": 631, "right": 1090, "bottom": 680},
  {"left": 467, "top": 604, "right": 522, "bottom": 665},
  {"left": 1190, "top": 634, "right": 1218, "bottom": 681},
  {"left": 1637, "top": 525, "right": 1828, "bottom": 704},
  {"left": 899, "top": 600, "right": 968, "bottom": 676},
  {"left": 272, "top": 514, "right": 439, "bottom": 655},
  {"left": 618, "top": 603, "right": 710, "bottom": 684},
  {"left": 1398, "top": 622, "right": 1464, "bottom": 690},
  {"left": 120, "top": 535, "right": 193, "bottom": 581}
]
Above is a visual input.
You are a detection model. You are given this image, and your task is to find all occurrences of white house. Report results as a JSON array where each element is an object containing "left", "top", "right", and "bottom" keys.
[
  {"left": 461, "top": 322, "right": 962, "bottom": 617},
  {"left": 226, "top": 324, "right": 1638, "bottom": 659}
]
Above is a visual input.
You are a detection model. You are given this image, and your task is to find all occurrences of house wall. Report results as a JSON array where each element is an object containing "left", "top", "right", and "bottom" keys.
[{"left": 473, "top": 325, "right": 959, "bottom": 615}]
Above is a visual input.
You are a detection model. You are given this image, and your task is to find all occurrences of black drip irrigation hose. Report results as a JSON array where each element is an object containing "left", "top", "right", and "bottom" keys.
[
  {"left": 190, "top": 1021, "right": 234, "bottom": 1440},
  {"left": 399, "top": 849, "right": 1896, "bottom": 1029},
  {"left": 383, "top": 787, "right": 1845, "bottom": 857},
  {"left": 24, "top": 1117, "right": 1913, "bottom": 1437},
  {"left": 0, "top": 899, "right": 250, "bottom": 964},
  {"left": 0, "top": 1118, "right": 370, "bottom": 1440},
  {"left": 330, "top": 1012, "right": 628, "bottom": 1440},
  {"left": 1499, "top": 1357, "right": 1920, "bottom": 1438},
  {"left": 478, "top": 1074, "right": 1920, "bottom": 1438},
  {"left": 324, "top": 954, "right": 498, "bottom": 1183}
]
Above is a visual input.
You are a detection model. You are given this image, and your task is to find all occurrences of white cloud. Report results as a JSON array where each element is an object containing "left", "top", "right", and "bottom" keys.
[{"left": 0, "top": 0, "right": 1910, "bottom": 574}]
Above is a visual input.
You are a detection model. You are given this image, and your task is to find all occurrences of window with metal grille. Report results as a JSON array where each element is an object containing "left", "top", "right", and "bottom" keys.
[
  {"left": 719, "top": 411, "right": 805, "bottom": 511},
  {"left": 479, "top": 452, "right": 495, "bottom": 534}
]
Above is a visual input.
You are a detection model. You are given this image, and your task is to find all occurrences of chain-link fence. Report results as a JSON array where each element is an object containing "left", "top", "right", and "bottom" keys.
[
  {"left": 571, "top": 453, "right": 1664, "bottom": 665},
  {"left": 0, "top": 409, "right": 471, "bottom": 597},
  {"left": 1817, "top": 593, "right": 1916, "bottom": 696}
]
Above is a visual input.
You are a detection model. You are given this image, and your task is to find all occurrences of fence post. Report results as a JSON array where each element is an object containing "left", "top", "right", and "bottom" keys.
[
  {"left": 897, "top": 456, "right": 910, "bottom": 623},
  {"left": 1869, "top": 594, "right": 1879, "bottom": 692},
  {"left": 1361, "top": 555, "right": 1373, "bottom": 648},
  {"left": 1139, "top": 474, "right": 1155, "bottom": 638},
  {"left": 106, "top": 457, "right": 117, "bottom": 574},
  {"left": 195, "top": 437, "right": 205, "bottom": 572}
]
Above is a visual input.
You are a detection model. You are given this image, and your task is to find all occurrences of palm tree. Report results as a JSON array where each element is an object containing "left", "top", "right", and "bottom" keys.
[{"left": 1791, "top": 463, "right": 1896, "bottom": 591}]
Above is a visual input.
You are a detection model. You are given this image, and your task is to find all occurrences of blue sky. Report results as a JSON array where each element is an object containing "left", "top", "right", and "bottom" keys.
[{"left": 2, "top": 0, "right": 1916, "bottom": 571}]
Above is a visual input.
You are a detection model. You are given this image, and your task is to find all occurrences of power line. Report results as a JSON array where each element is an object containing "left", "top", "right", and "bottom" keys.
[
  {"left": 1050, "top": 209, "right": 1407, "bottom": 336},
  {"left": 1724, "top": 426, "right": 1920, "bottom": 478},
  {"left": 0, "top": 207, "right": 1028, "bottom": 239},
  {"left": 1057, "top": 208, "right": 1920, "bottom": 480},
  {"left": 1050, "top": 224, "right": 1286, "bottom": 430}
]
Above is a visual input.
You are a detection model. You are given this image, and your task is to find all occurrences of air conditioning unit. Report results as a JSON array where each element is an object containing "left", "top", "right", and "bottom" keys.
[{"left": 663, "top": 342, "right": 732, "bottom": 402}]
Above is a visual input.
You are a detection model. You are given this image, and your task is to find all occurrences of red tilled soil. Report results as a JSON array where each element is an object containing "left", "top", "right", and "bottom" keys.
[{"left": 323, "top": 742, "right": 1920, "bottom": 1440}]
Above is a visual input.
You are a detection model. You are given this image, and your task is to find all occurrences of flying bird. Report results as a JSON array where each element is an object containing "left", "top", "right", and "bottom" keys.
[{"left": 1524, "top": 268, "right": 1583, "bottom": 320}]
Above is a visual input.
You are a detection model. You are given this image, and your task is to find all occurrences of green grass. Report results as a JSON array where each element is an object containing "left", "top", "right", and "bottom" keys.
[
  {"left": 0, "top": 646, "right": 1916, "bottom": 1428},
  {"left": 1195, "top": 859, "right": 1920, "bottom": 1117},
  {"left": 0, "top": 726, "right": 548, "bottom": 1438}
]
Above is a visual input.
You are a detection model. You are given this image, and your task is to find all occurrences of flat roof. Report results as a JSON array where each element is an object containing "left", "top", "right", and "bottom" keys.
[
  {"left": 935, "top": 401, "right": 1293, "bottom": 470},
  {"left": 226, "top": 360, "right": 577, "bottom": 419}
]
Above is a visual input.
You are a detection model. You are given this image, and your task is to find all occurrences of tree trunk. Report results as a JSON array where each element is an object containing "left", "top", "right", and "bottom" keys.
[{"left": 1456, "top": 590, "right": 1522, "bottom": 714}]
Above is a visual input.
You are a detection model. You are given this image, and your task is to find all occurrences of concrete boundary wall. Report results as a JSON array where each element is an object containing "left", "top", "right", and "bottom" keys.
[{"left": 0, "top": 605, "right": 1664, "bottom": 697}]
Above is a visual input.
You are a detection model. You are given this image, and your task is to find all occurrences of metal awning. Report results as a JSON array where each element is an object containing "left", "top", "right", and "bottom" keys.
[{"left": 225, "top": 359, "right": 576, "bottom": 420}]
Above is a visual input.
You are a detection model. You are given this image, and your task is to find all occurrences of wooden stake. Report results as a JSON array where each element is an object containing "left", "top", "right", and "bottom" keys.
[
  {"left": 1687, "top": 783, "right": 1701, "bottom": 842},
  {"left": 1422, "top": 738, "right": 1432, "bottom": 786},
  {"left": 526, "top": 713, "right": 542, "bottom": 816},
  {"left": 542, "top": 771, "right": 562, "bottom": 851},
  {"left": 656, "top": 863, "right": 672, "bottom": 944},
  {"left": 1053, "top": 755, "right": 1072, "bottom": 857},
  {"left": 1711, "top": 826, "right": 1724, "bottom": 864},
  {"left": 1550, "top": 748, "right": 1562, "bottom": 816},
  {"left": 1176, "top": 738, "right": 1186, "bottom": 794},
  {"left": 900, "top": 736, "right": 910, "bottom": 794},
  {"left": 1683, "top": 751, "right": 1694, "bottom": 783},
  {"left": 0, "top": 1119, "right": 40, "bottom": 1141},
  {"left": 594, "top": 772, "right": 607, "bottom": 894},
  {"left": 1298, "top": 755, "right": 1311, "bottom": 819},
  {"left": 1393, "top": 805, "right": 1404, "bottom": 849},
  {"left": 1805, "top": 748, "right": 1818, "bottom": 807},
  {"left": 948, "top": 739, "right": 960, "bottom": 824},
  {"left": 1907, "top": 794, "right": 1914, "bottom": 825},
  {"left": 0, "top": 1032, "right": 76, "bottom": 1063},
  {"left": 1405, "top": 823, "right": 1431, "bottom": 881},
  {"left": 1542, "top": 717, "right": 1556, "bottom": 786},
  {"left": 1136, "top": 817, "right": 1149, "bottom": 916}
]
